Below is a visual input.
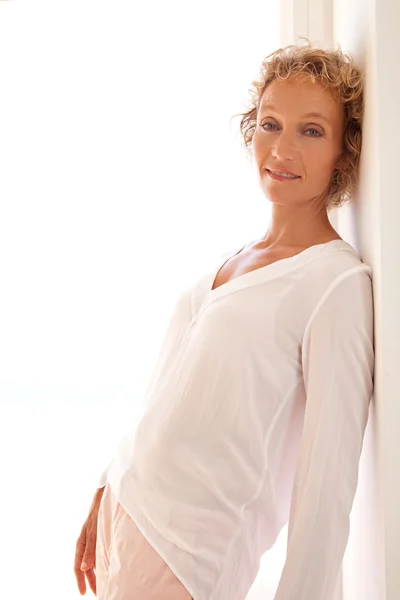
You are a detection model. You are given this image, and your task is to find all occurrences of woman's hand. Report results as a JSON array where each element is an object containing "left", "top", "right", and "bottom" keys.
[{"left": 74, "top": 487, "right": 105, "bottom": 596}]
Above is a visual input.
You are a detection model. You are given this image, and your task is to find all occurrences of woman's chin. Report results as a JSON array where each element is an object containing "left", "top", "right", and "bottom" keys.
[{"left": 261, "top": 190, "right": 301, "bottom": 205}]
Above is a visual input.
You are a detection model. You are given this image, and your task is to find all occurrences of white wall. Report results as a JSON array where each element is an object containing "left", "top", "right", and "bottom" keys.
[{"left": 373, "top": 1, "right": 400, "bottom": 597}]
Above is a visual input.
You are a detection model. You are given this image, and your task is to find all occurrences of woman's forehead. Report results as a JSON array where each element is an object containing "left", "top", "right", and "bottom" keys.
[{"left": 259, "top": 77, "right": 343, "bottom": 124}]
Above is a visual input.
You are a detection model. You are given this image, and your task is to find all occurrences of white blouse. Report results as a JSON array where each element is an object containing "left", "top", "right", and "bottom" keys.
[{"left": 99, "top": 239, "right": 374, "bottom": 600}]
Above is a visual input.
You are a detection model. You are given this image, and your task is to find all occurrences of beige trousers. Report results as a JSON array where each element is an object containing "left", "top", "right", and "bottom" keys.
[{"left": 96, "top": 483, "right": 193, "bottom": 600}]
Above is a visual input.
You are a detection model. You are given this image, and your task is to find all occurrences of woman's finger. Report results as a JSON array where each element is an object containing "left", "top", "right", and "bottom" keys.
[
  {"left": 85, "top": 568, "right": 97, "bottom": 596},
  {"left": 81, "top": 531, "right": 96, "bottom": 572},
  {"left": 74, "top": 533, "right": 87, "bottom": 595}
]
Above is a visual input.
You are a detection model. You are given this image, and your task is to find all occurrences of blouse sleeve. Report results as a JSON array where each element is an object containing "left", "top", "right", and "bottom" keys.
[
  {"left": 97, "top": 459, "right": 114, "bottom": 488},
  {"left": 273, "top": 265, "right": 374, "bottom": 600}
]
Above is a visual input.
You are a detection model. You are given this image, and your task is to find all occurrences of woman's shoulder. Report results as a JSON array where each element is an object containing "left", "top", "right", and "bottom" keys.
[
  {"left": 308, "top": 239, "right": 371, "bottom": 279},
  {"left": 296, "top": 240, "right": 373, "bottom": 322}
]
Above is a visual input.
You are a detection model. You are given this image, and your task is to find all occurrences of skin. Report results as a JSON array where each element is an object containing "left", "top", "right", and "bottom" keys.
[
  {"left": 74, "top": 486, "right": 104, "bottom": 595},
  {"left": 213, "top": 75, "right": 346, "bottom": 289}
]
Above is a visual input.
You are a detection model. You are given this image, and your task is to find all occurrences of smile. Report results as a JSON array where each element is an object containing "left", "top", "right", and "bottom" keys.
[{"left": 266, "top": 169, "right": 301, "bottom": 181}]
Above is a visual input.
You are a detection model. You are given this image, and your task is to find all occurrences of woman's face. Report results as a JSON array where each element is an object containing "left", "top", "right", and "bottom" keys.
[{"left": 252, "top": 76, "right": 344, "bottom": 207}]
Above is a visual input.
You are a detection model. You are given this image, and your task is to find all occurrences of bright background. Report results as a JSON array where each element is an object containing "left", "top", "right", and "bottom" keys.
[{"left": 0, "top": 2, "right": 287, "bottom": 598}]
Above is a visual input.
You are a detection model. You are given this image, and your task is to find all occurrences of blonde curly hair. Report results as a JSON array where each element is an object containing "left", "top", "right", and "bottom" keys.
[{"left": 239, "top": 40, "right": 364, "bottom": 208}]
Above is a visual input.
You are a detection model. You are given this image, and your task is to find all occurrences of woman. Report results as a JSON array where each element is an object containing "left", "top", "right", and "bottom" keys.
[{"left": 74, "top": 41, "right": 374, "bottom": 600}]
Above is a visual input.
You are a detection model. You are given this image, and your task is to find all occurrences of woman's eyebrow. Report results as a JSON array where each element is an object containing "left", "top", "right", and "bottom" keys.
[
  {"left": 259, "top": 104, "right": 331, "bottom": 124},
  {"left": 302, "top": 112, "right": 331, "bottom": 124}
]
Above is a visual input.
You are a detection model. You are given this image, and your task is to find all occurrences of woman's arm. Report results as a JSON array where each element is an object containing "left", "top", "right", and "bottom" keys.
[{"left": 274, "top": 266, "right": 374, "bottom": 600}]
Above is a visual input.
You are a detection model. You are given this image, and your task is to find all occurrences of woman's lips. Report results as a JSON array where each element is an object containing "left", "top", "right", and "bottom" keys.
[{"left": 266, "top": 169, "right": 301, "bottom": 182}]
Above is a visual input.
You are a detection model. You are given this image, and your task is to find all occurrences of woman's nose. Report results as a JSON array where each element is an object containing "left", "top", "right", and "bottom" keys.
[{"left": 271, "top": 132, "right": 297, "bottom": 160}]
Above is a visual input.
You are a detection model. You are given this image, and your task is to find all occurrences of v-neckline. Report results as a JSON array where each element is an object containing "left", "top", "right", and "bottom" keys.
[
  {"left": 208, "top": 239, "right": 354, "bottom": 298},
  {"left": 189, "top": 239, "right": 355, "bottom": 326}
]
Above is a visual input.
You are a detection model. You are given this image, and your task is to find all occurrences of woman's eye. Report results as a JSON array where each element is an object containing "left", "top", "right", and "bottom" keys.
[
  {"left": 305, "top": 128, "right": 322, "bottom": 137},
  {"left": 261, "top": 122, "right": 278, "bottom": 131},
  {"left": 260, "top": 123, "right": 322, "bottom": 136}
]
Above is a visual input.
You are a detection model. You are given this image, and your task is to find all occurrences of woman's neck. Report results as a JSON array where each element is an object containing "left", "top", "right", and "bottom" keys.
[{"left": 261, "top": 204, "right": 340, "bottom": 249}]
